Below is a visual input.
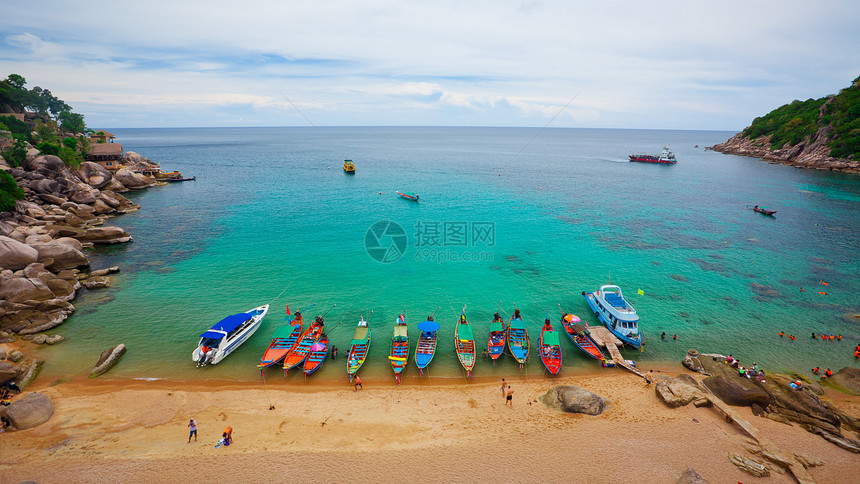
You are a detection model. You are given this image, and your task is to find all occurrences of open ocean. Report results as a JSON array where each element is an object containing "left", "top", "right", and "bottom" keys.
[{"left": 32, "top": 127, "right": 860, "bottom": 383}]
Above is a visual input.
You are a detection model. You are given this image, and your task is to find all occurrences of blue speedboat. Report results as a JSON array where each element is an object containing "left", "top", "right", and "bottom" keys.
[
  {"left": 193, "top": 304, "right": 269, "bottom": 366},
  {"left": 582, "top": 285, "right": 641, "bottom": 348}
]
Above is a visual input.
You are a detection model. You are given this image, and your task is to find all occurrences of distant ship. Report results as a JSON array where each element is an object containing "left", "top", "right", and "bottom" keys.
[{"left": 629, "top": 147, "right": 676, "bottom": 164}]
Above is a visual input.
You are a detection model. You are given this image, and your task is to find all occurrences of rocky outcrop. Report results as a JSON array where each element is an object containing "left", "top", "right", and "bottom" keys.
[
  {"left": 685, "top": 348, "right": 859, "bottom": 452},
  {"left": 76, "top": 161, "right": 113, "bottom": 189},
  {"left": 0, "top": 236, "right": 39, "bottom": 270},
  {"left": 823, "top": 366, "right": 860, "bottom": 396},
  {"left": 0, "top": 392, "right": 54, "bottom": 430},
  {"left": 113, "top": 168, "right": 149, "bottom": 189},
  {"left": 15, "top": 358, "right": 42, "bottom": 388},
  {"left": 540, "top": 385, "right": 612, "bottom": 415},
  {"left": 80, "top": 226, "right": 132, "bottom": 244},
  {"left": 728, "top": 453, "right": 769, "bottom": 477},
  {"left": 655, "top": 374, "right": 711, "bottom": 408},
  {"left": 710, "top": 104, "right": 860, "bottom": 173},
  {"left": 89, "top": 344, "right": 126, "bottom": 378},
  {"left": 675, "top": 468, "right": 710, "bottom": 484},
  {"left": 701, "top": 375, "right": 771, "bottom": 407}
]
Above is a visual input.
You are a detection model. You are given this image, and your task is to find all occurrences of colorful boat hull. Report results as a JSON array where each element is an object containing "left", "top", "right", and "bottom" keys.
[
  {"left": 303, "top": 334, "right": 329, "bottom": 376},
  {"left": 390, "top": 315, "right": 409, "bottom": 381},
  {"left": 258, "top": 319, "right": 303, "bottom": 368},
  {"left": 507, "top": 317, "right": 529, "bottom": 366},
  {"left": 454, "top": 315, "right": 476, "bottom": 377},
  {"left": 560, "top": 313, "right": 606, "bottom": 363},
  {"left": 415, "top": 320, "right": 438, "bottom": 375},
  {"left": 347, "top": 318, "right": 372, "bottom": 379},
  {"left": 487, "top": 319, "right": 506, "bottom": 362},
  {"left": 539, "top": 325, "right": 562, "bottom": 375},
  {"left": 282, "top": 319, "right": 324, "bottom": 373}
]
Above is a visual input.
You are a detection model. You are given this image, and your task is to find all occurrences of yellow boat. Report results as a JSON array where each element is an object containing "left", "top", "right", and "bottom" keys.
[{"left": 343, "top": 159, "right": 355, "bottom": 173}]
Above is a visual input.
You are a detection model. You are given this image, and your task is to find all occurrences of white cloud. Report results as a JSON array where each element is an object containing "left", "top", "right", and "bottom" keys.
[{"left": 0, "top": 1, "right": 858, "bottom": 128}]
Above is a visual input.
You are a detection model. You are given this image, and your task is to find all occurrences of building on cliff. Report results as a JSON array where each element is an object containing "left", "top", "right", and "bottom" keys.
[{"left": 86, "top": 143, "right": 123, "bottom": 171}]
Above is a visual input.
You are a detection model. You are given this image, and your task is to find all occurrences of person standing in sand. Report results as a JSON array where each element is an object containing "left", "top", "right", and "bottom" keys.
[
  {"left": 500, "top": 378, "right": 506, "bottom": 397},
  {"left": 187, "top": 418, "right": 197, "bottom": 443},
  {"left": 505, "top": 385, "right": 514, "bottom": 406},
  {"left": 644, "top": 370, "right": 653, "bottom": 385},
  {"left": 354, "top": 375, "right": 362, "bottom": 391}
]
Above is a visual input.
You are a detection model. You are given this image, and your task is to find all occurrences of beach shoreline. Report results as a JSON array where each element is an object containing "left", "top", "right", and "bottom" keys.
[{"left": 2, "top": 365, "right": 859, "bottom": 483}]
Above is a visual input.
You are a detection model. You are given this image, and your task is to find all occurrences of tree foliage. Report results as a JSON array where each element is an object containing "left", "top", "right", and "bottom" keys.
[
  {"left": 58, "top": 111, "right": 86, "bottom": 134},
  {"left": 62, "top": 136, "right": 78, "bottom": 150},
  {"left": 36, "top": 142, "right": 60, "bottom": 156},
  {"left": 58, "top": 146, "right": 83, "bottom": 168},
  {"left": 1, "top": 139, "right": 28, "bottom": 167},
  {"left": 0, "top": 115, "right": 31, "bottom": 139},
  {"left": 0, "top": 170, "right": 25, "bottom": 212},
  {"left": 742, "top": 75, "right": 860, "bottom": 160}
]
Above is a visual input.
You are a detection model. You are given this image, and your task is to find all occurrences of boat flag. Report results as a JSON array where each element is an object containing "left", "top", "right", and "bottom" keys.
[
  {"left": 638, "top": 289, "right": 644, "bottom": 295},
  {"left": 286, "top": 304, "right": 291, "bottom": 315}
]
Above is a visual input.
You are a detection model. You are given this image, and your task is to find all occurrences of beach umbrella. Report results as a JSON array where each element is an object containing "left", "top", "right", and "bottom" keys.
[
  {"left": 310, "top": 342, "right": 326, "bottom": 352},
  {"left": 417, "top": 320, "right": 440, "bottom": 332}
]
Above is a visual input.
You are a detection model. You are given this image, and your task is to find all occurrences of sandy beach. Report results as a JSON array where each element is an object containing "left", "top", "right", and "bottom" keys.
[{"left": 2, "top": 364, "right": 858, "bottom": 484}]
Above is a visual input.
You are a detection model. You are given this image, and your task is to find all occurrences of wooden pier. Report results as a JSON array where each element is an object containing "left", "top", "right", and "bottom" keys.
[{"left": 585, "top": 325, "right": 645, "bottom": 378}]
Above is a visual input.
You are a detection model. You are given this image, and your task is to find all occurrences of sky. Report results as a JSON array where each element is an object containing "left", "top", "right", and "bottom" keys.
[{"left": 1, "top": 1, "right": 858, "bottom": 130}]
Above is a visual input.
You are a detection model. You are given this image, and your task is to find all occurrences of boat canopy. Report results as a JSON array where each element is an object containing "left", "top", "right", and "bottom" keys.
[
  {"left": 272, "top": 323, "right": 300, "bottom": 339},
  {"left": 352, "top": 326, "right": 369, "bottom": 342},
  {"left": 394, "top": 325, "right": 408, "bottom": 338},
  {"left": 457, "top": 324, "right": 474, "bottom": 341},
  {"left": 489, "top": 321, "right": 505, "bottom": 333},
  {"left": 200, "top": 312, "right": 251, "bottom": 338},
  {"left": 509, "top": 318, "right": 525, "bottom": 329},
  {"left": 543, "top": 331, "right": 560, "bottom": 346},
  {"left": 417, "top": 320, "right": 440, "bottom": 332}
]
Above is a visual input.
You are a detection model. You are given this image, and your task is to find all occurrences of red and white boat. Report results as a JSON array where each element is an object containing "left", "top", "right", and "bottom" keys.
[{"left": 629, "top": 147, "right": 676, "bottom": 164}]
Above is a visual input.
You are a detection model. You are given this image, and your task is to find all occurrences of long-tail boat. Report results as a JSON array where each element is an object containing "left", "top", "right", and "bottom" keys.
[
  {"left": 302, "top": 333, "right": 329, "bottom": 376},
  {"left": 389, "top": 314, "right": 409, "bottom": 383},
  {"left": 414, "top": 317, "right": 439, "bottom": 376},
  {"left": 559, "top": 311, "right": 606, "bottom": 363},
  {"left": 347, "top": 316, "right": 372, "bottom": 380},
  {"left": 507, "top": 309, "right": 529, "bottom": 369},
  {"left": 454, "top": 311, "right": 476, "bottom": 377},
  {"left": 538, "top": 319, "right": 562, "bottom": 375},
  {"left": 282, "top": 315, "right": 324, "bottom": 375},
  {"left": 258, "top": 313, "right": 303, "bottom": 368},
  {"left": 487, "top": 313, "right": 506, "bottom": 364}
]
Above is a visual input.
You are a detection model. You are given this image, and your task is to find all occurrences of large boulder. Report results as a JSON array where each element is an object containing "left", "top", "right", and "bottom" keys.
[
  {"left": 0, "top": 276, "right": 55, "bottom": 303},
  {"left": 77, "top": 161, "right": 113, "bottom": 189},
  {"left": 90, "top": 344, "right": 126, "bottom": 378},
  {"left": 656, "top": 374, "right": 711, "bottom": 408},
  {"left": 761, "top": 374, "right": 841, "bottom": 433},
  {"left": 29, "top": 178, "right": 61, "bottom": 195},
  {"left": 114, "top": 168, "right": 148, "bottom": 189},
  {"left": 0, "top": 392, "right": 53, "bottom": 430},
  {"left": 0, "top": 360, "right": 17, "bottom": 386},
  {"left": 0, "top": 236, "right": 39, "bottom": 270},
  {"left": 69, "top": 186, "right": 99, "bottom": 205},
  {"left": 824, "top": 366, "right": 860, "bottom": 396},
  {"left": 30, "top": 242, "right": 89, "bottom": 271},
  {"left": 80, "top": 226, "right": 132, "bottom": 244},
  {"left": 540, "top": 385, "right": 612, "bottom": 415},
  {"left": 700, "top": 375, "right": 770, "bottom": 407},
  {"left": 14, "top": 200, "right": 47, "bottom": 219},
  {"left": 22, "top": 155, "right": 65, "bottom": 174}
]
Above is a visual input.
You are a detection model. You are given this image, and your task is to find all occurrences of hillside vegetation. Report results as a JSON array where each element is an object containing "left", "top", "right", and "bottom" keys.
[{"left": 742, "top": 76, "right": 860, "bottom": 160}]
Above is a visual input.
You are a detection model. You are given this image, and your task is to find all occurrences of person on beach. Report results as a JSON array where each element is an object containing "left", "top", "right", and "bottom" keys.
[
  {"left": 501, "top": 378, "right": 506, "bottom": 396},
  {"left": 331, "top": 346, "right": 338, "bottom": 360},
  {"left": 812, "top": 367, "right": 820, "bottom": 375},
  {"left": 354, "top": 375, "right": 362, "bottom": 391},
  {"left": 644, "top": 370, "right": 653, "bottom": 385},
  {"left": 187, "top": 418, "right": 197, "bottom": 443},
  {"left": 823, "top": 368, "right": 833, "bottom": 379},
  {"left": 505, "top": 385, "right": 514, "bottom": 406},
  {"left": 223, "top": 426, "right": 232, "bottom": 445}
]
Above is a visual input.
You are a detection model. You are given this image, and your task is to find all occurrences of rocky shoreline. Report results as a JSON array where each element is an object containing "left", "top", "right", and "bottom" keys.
[
  {"left": 708, "top": 130, "right": 860, "bottom": 174},
  {"left": 0, "top": 150, "right": 165, "bottom": 393}
]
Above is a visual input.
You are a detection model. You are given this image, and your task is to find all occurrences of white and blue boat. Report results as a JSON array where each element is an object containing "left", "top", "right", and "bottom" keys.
[
  {"left": 193, "top": 304, "right": 269, "bottom": 366},
  {"left": 582, "top": 285, "right": 641, "bottom": 348}
]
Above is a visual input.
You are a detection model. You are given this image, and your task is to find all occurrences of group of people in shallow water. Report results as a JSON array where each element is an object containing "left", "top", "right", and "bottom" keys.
[
  {"left": 777, "top": 331, "right": 858, "bottom": 359},
  {"left": 724, "top": 355, "right": 766, "bottom": 382}
]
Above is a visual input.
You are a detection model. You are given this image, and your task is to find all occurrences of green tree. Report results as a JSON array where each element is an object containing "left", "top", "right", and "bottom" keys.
[
  {"left": 62, "top": 136, "right": 78, "bottom": 149},
  {"left": 33, "top": 120, "right": 58, "bottom": 144},
  {"left": 0, "top": 115, "right": 31, "bottom": 139},
  {"left": 59, "top": 111, "right": 86, "bottom": 134},
  {"left": 0, "top": 170, "right": 25, "bottom": 212},
  {"left": 36, "top": 142, "right": 60, "bottom": 156},
  {"left": 1, "top": 138, "right": 28, "bottom": 167},
  {"left": 58, "top": 146, "right": 83, "bottom": 168},
  {"left": 76, "top": 134, "right": 92, "bottom": 156}
]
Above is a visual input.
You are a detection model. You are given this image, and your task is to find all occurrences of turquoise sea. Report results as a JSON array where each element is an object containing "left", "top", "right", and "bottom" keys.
[{"left": 33, "top": 127, "right": 860, "bottom": 383}]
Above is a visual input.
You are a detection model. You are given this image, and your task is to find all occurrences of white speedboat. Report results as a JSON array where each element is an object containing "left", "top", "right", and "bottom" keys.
[
  {"left": 582, "top": 285, "right": 641, "bottom": 348},
  {"left": 193, "top": 304, "right": 269, "bottom": 366}
]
